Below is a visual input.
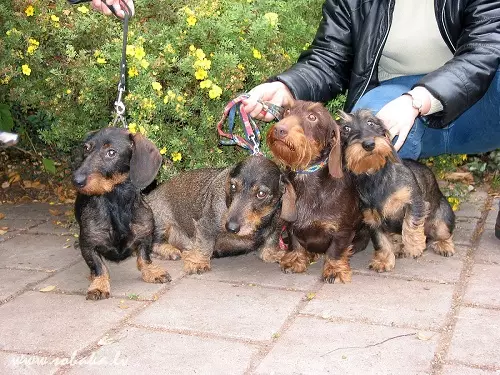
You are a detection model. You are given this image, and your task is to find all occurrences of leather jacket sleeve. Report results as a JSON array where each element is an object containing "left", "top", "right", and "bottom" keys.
[
  {"left": 270, "top": 0, "right": 353, "bottom": 102},
  {"left": 415, "top": 1, "right": 500, "bottom": 128}
]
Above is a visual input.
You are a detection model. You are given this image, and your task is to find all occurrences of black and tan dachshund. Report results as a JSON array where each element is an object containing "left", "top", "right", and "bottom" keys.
[
  {"left": 73, "top": 127, "right": 170, "bottom": 300},
  {"left": 266, "top": 100, "right": 369, "bottom": 283},
  {"left": 340, "top": 110, "right": 455, "bottom": 272},
  {"left": 146, "top": 155, "right": 296, "bottom": 274}
]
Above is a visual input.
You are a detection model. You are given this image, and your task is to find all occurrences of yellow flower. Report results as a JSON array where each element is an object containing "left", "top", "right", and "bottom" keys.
[
  {"left": 193, "top": 58, "right": 211, "bottom": 70},
  {"left": 128, "top": 66, "right": 139, "bottom": 77},
  {"left": 165, "top": 43, "right": 175, "bottom": 53},
  {"left": 29, "top": 38, "right": 39, "bottom": 46},
  {"left": 200, "top": 79, "right": 212, "bottom": 89},
  {"left": 96, "top": 57, "right": 106, "bottom": 64},
  {"left": 237, "top": 63, "right": 245, "bottom": 70},
  {"left": 167, "top": 90, "right": 176, "bottom": 99},
  {"left": 66, "top": 89, "right": 72, "bottom": 94},
  {"left": 77, "top": 6, "right": 89, "bottom": 14},
  {"left": 140, "top": 59, "right": 149, "bottom": 69},
  {"left": 171, "top": 152, "right": 182, "bottom": 162},
  {"left": 128, "top": 122, "right": 137, "bottom": 134},
  {"left": 264, "top": 12, "right": 279, "bottom": 27},
  {"left": 21, "top": 64, "right": 31, "bottom": 76},
  {"left": 27, "top": 45, "right": 37, "bottom": 55},
  {"left": 195, "top": 48, "right": 205, "bottom": 60},
  {"left": 187, "top": 15, "right": 197, "bottom": 27},
  {"left": 252, "top": 48, "right": 262, "bottom": 59},
  {"left": 25, "top": 5, "right": 35, "bottom": 17},
  {"left": 51, "top": 15, "right": 60, "bottom": 22},
  {"left": 159, "top": 147, "right": 167, "bottom": 155},
  {"left": 152, "top": 81, "right": 162, "bottom": 91},
  {"left": 195, "top": 68, "right": 208, "bottom": 80},
  {"left": 134, "top": 46, "right": 146, "bottom": 60},
  {"left": 126, "top": 45, "right": 135, "bottom": 56},
  {"left": 163, "top": 96, "right": 169, "bottom": 104},
  {"left": 208, "top": 84, "right": 222, "bottom": 99},
  {"left": 139, "top": 125, "right": 146, "bottom": 134},
  {"left": 177, "top": 95, "right": 184, "bottom": 102},
  {"left": 189, "top": 45, "right": 196, "bottom": 52}
]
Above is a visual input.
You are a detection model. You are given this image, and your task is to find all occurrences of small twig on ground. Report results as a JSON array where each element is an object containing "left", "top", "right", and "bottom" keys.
[{"left": 321, "top": 332, "right": 416, "bottom": 357}]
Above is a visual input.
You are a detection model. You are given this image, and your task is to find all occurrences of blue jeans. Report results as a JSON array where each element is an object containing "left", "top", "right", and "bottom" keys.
[{"left": 352, "top": 71, "right": 500, "bottom": 160}]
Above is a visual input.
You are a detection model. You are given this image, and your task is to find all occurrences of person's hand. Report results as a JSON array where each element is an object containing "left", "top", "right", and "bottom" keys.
[
  {"left": 91, "top": 0, "right": 135, "bottom": 18},
  {"left": 241, "top": 82, "right": 294, "bottom": 122},
  {"left": 376, "top": 95, "right": 420, "bottom": 151}
]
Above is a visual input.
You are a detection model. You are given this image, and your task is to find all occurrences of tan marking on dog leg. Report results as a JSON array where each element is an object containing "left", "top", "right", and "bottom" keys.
[
  {"left": 369, "top": 233, "right": 396, "bottom": 272},
  {"left": 428, "top": 223, "right": 455, "bottom": 257},
  {"left": 402, "top": 211, "right": 427, "bottom": 258},
  {"left": 259, "top": 246, "right": 286, "bottom": 263},
  {"left": 153, "top": 242, "right": 182, "bottom": 260},
  {"left": 280, "top": 247, "right": 310, "bottom": 274},
  {"left": 182, "top": 249, "right": 211, "bottom": 274},
  {"left": 389, "top": 233, "right": 405, "bottom": 258},
  {"left": 382, "top": 187, "right": 412, "bottom": 218},
  {"left": 87, "top": 273, "right": 110, "bottom": 300},
  {"left": 322, "top": 247, "right": 353, "bottom": 283},
  {"left": 137, "top": 256, "right": 171, "bottom": 283},
  {"left": 363, "top": 209, "right": 382, "bottom": 227}
]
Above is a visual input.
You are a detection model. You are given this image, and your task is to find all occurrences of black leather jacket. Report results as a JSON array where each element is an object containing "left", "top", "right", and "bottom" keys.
[{"left": 273, "top": 0, "right": 500, "bottom": 128}]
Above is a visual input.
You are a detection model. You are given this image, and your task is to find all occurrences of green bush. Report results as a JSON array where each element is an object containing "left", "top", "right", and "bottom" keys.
[{"left": 0, "top": 0, "right": 325, "bottom": 178}]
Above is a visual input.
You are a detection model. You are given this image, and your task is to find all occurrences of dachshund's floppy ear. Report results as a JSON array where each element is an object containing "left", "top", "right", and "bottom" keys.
[
  {"left": 129, "top": 133, "right": 162, "bottom": 189},
  {"left": 280, "top": 175, "right": 297, "bottom": 222},
  {"left": 328, "top": 122, "right": 343, "bottom": 178}
]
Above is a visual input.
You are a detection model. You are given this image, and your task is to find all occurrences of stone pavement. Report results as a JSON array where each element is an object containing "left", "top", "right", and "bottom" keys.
[{"left": 0, "top": 191, "right": 499, "bottom": 375}]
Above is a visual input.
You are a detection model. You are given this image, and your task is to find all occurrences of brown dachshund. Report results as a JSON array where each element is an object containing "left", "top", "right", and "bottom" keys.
[{"left": 266, "top": 100, "right": 368, "bottom": 283}]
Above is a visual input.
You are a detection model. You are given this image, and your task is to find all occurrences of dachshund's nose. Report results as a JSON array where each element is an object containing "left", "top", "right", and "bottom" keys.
[
  {"left": 72, "top": 173, "right": 87, "bottom": 188},
  {"left": 362, "top": 139, "right": 376, "bottom": 152},
  {"left": 225, "top": 220, "right": 240, "bottom": 234},
  {"left": 273, "top": 124, "right": 288, "bottom": 140}
]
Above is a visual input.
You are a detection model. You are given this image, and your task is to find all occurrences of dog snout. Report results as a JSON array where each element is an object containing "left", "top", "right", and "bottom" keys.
[
  {"left": 273, "top": 124, "right": 288, "bottom": 140},
  {"left": 225, "top": 220, "right": 240, "bottom": 234},
  {"left": 73, "top": 173, "right": 87, "bottom": 188},
  {"left": 362, "top": 139, "right": 376, "bottom": 152}
]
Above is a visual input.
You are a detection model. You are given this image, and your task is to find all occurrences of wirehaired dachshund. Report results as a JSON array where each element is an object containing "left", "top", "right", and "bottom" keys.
[
  {"left": 340, "top": 110, "right": 455, "bottom": 272},
  {"left": 73, "top": 127, "right": 170, "bottom": 300},
  {"left": 266, "top": 100, "right": 369, "bottom": 283},
  {"left": 146, "top": 155, "right": 296, "bottom": 274}
]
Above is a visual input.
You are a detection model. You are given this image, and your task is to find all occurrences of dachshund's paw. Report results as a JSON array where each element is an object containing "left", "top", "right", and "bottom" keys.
[
  {"left": 259, "top": 246, "right": 285, "bottom": 263},
  {"left": 142, "top": 264, "right": 171, "bottom": 283},
  {"left": 279, "top": 250, "right": 309, "bottom": 274},
  {"left": 369, "top": 250, "right": 395, "bottom": 272},
  {"left": 86, "top": 275, "right": 110, "bottom": 300},
  {"left": 182, "top": 250, "right": 211, "bottom": 275},
  {"left": 152, "top": 243, "right": 182, "bottom": 261},
  {"left": 429, "top": 238, "right": 455, "bottom": 257},
  {"left": 322, "top": 257, "right": 352, "bottom": 284}
]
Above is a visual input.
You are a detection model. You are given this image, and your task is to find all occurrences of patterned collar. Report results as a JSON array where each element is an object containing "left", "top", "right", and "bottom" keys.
[{"left": 294, "top": 155, "right": 329, "bottom": 174}]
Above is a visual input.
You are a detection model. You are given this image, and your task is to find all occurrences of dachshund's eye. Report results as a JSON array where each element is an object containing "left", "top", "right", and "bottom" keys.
[
  {"left": 343, "top": 125, "right": 351, "bottom": 132},
  {"left": 367, "top": 121, "right": 374, "bottom": 127},
  {"left": 106, "top": 149, "right": 117, "bottom": 158},
  {"left": 83, "top": 143, "right": 91, "bottom": 152},
  {"left": 256, "top": 190, "right": 267, "bottom": 199},
  {"left": 284, "top": 109, "right": 291, "bottom": 116},
  {"left": 230, "top": 183, "right": 237, "bottom": 192},
  {"left": 307, "top": 114, "right": 317, "bottom": 121}
]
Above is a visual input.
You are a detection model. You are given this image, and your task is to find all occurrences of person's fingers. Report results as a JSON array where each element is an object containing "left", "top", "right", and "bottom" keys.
[
  {"left": 393, "top": 125, "right": 410, "bottom": 151},
  {"left": 92, "top": 0, "right": 113, "bottom": 16}
]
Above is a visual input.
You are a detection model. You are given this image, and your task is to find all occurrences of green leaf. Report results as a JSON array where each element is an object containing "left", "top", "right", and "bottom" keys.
[
  {"left": 43, "top": 158, "right": 57, "bottom": 174},
  {"left": 0, "top": 104, "right": 14, "bottom": 132}
]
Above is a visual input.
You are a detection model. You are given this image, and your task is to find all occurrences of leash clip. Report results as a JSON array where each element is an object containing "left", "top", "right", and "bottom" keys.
[{"left": 249, "top": 134, "right": 260, "bottom": 156}]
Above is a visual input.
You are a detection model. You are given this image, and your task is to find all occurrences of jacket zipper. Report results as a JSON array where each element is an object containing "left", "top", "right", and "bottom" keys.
[
  {"left": 357, "top": 0, "right": 393, "bottom": 102},
  {"left": 441, "top": 0, "right": 457, "bottom": 53}
]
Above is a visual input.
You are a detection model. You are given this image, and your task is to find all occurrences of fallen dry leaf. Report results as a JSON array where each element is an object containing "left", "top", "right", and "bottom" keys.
[
  {"left": 39, "top": 285, "right": 57, "bottom": 292},
  {"left": 306, "top": 292, "right": 316, "bottom": 300},
  {"left": 0, "top": 213, "right": 5, "bottom": 220},
  {"left": 23, "top": 180, "right": 33, "bottom": 188},
  {"left": 2, "top": 181, "right": 10, "bottom": 189},
  {"left": 443, "top": 171, "right": 474, "bottom": 184},
  {"left": 416, "top": 332, "right": 432, "bottom": 341},
  {"left": 0, "top": 229, "right": 7, "bottom": 235},
  {"left": 49, "top": 209, "right": 62, "bottom": 216},
  {"left": 8, "top": 173, "right": 21, "bottom": 184}
]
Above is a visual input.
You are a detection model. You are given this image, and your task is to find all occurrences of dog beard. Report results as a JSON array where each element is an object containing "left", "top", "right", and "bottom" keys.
[
  {"left": 267, "top": 130, "right": 321, "bottom": 170},
  {"left": 345, "top": 137, "right": 397, "bottom": 175}
]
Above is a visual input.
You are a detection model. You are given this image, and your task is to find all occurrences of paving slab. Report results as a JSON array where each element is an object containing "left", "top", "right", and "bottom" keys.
[
  {"left": 26, "top": 220, "right": 77, "bottom": 236},
  {"left": 133, "top": 278, "right": 303, "bottom": 341},
  {"left": 448, "top": 307, "right": 500, "bottom": 368},
  {"left": 0, "top": 352, "right": 59, "bottom": 375},
  {"left": 454, "top": 217, "right": 479, "bottom": 246},
  {"left": 190, "top": 252, "right": 321, "bottom": 291},
  {"left": 442, "top": 364, "right": 499, "bottom": 375},
  {"left": 0, "top": 218, "right": 46, "bottom": 240},
  {"left": 463, "top": 263, "right": 500, "bottom": 307},
  {"left": 0, "top": 291, "right": 143, "bottom": 355},
  {"left": 0, "top": 269, "right": 49, "bottom": 302},
  {"left": 350, "top": 244, "right": 463, "bottom": 284},
  {"left": 0, "top": 234, "right": 79, "bottom": 272},
  {"left": 475, "top": 229, "right": 500, "bottom": 265},
  {"left": 67, "top": 326, "right": 256, "bottom": 375},
  {"left": 455, "top": 190, "right": 488, "bottom": 219},
  {"left": 302, "top": 274, "right": 454, "bottom": 330},
  {"left": 41, "top": 258, "right": 184, "bottom": 300},
  {"left": 255, "top": 316, "right": 437, "bottom": 375},
  {"left": 485, "top": 198, "right": 499, "bottom": 225},
  {"left": 0, "top": 203, "right": 65, "bottom": 220}
]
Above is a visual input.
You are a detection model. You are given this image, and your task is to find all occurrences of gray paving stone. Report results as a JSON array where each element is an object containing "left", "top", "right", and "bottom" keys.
[
  {"left": 0, "top": 234, "right": 79, "bottom": 272},
  {"left": 0, "top": 218, "right": 46, "bottom": 239},
  {"left": 67, "top": 326, "right": 256, "bottom": 375},
  {"left": 448, "top": 307, "right": 500, "bottom": 368},
  {"left": 42, "top": 258, "right": 184, "bottom": 300},
  {"left": 475, "top": 229, "right": 500, "bottom": 265},
  {"left": 455, "top": 190, "right": 488, "bottom": 219},
  {"left": 0, "top": 352, "right": 59, "bottom": 375},
  {"left": 255, "top": 316, "right": 437, "bottom": 375},
  {"left": 485, "top": 198, "right": 499, "bottom": 225},
  {"left": 133, "top": 278, "right": 303, "bottom": 341},
  {"left": 463, "top": 263, "right": 500, "bottom": 307},
  {"left": 454, "top": 217, "right": 478, "bottom": 246},
  {"left": 0, "top": 291, "right": 142, "bottom": 355},
  {"left": 0, "top": 269, "right": 49, "bottom": 302},
  {"left": 0, "top": 203, "right": 64, "bottom": 220},
  {"left": 442, "top": 364, "right": 499, "bottom": 375},
  {"left": 26, "top": 220, "right": 77, "bottom": 236},
  {"left": 351, "top": 244, "right": 463, "bottom": 284},
  {"left": 302, "top": 274, "right": 454, "bottom": 330},
  {"left": 190, "top": 253, "right": 320, "bottom": 291}
]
